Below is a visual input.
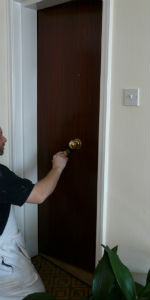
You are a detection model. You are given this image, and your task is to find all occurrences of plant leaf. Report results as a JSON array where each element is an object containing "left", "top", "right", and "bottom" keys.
[
  {"left": 146, "top": 269, "right": 150, "bottom": 285},
  {"left": 138, "top": 281, "right": 150, "bottom": 298},
  {"left": 102, "top": 245, "right": 137, "bottom": 300},
  {"left": 92, "top": 249, "right": 124, "bottom": 300},
  {"left": 23, "top": 292, "right": 56, "bottom": 299},
  {"left": 112, "top": 246, "right": 118, "bottom": 253},
  {"left": 135, "top": 281, "right": 144, "bottom": 296}
]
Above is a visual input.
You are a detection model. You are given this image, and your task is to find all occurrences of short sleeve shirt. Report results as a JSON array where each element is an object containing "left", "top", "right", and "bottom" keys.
[{"left": 0, "top": 164, "right": 34, "bottom": 235}]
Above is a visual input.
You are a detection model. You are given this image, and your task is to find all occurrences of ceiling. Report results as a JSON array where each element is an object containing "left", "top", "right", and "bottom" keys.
[{"left": 15, "top": 0, "right": 72, "bottom": 10}]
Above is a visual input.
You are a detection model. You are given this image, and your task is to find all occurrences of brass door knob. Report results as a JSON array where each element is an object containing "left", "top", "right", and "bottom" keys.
[
  {"left": 69, "top": 138, "right": 82, "bottom": 150},
  {"left": 64, "top": 138, "right": 82, "bottom": 156}
]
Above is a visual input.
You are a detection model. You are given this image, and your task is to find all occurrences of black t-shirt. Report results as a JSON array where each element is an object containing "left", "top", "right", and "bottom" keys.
[{"left": 0, "top": 163, "right": 34, "bottom": 235}]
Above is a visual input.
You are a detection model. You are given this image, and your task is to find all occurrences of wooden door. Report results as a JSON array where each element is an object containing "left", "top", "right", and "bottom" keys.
[{"left": 38, "top": 0, "right": 102, "bottom": 272}]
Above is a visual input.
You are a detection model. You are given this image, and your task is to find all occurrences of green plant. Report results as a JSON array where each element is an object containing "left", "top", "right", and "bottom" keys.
[
  {"left": 23, "top": 245, "right": 150, "bottom": 300},
  {"left": 92, "top": 245, "right": 150, "bottom": 300}
]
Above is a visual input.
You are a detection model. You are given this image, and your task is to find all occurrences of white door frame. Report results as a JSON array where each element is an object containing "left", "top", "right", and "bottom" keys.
[{"left": 7, "top": 0, "right": 113, "bottom": 262}]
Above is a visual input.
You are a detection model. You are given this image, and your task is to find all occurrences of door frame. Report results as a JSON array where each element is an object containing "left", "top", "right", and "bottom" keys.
[{"left": 7, "top": 0, "right": 113, "bottom": 263}]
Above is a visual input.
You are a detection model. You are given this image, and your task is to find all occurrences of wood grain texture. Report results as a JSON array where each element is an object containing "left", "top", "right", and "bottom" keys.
[{"left": 38, "top": 0, "right": 102, "bottom": 272}]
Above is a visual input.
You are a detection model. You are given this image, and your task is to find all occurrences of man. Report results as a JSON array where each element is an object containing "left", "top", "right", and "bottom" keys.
[{"left": 0, "top": 127, "right": 68, "bottom": 300}]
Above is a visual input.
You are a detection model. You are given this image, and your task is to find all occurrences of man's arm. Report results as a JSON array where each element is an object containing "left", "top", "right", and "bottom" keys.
[{"left": 26, "top": 152, "right": 68, "bottom": 204}]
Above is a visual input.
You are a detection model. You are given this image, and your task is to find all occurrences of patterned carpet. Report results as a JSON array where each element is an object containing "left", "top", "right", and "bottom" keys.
[{"left": 32, "top": 255, "right": 92, "bottom": 300}]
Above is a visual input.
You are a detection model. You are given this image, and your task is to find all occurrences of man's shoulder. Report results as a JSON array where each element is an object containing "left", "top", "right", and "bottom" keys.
[
  {"left": 0, "top": 164, "right": 12, "bottom": 178},
  {"left": 0, "top": 163, "right": 11, "bottom": 171}
]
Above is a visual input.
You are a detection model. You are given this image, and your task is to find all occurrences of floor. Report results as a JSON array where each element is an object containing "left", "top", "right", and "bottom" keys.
[
  {"left": 40, "top": 253, "right": 93, "bottom": 286},
  {"left": 32, "top": 254, "right": 92, "bottom": 299}
]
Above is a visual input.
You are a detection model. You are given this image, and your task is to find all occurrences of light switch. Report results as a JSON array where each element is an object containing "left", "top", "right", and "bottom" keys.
[{"left": 124, "top": 89, "right": 139, "bottom": 106}]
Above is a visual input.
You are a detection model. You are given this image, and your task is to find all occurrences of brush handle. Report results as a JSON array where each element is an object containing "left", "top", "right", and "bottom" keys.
[{"left": 64, "top": 147, "right": 73, "bottom": 156}]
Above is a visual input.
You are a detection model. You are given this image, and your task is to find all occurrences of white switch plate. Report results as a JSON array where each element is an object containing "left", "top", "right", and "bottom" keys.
[{"left": 124, "top": 89, "right": 139, "bottom": 106}]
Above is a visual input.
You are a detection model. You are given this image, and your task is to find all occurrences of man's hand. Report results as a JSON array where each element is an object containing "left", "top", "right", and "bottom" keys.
[
  {"left": 52, "top": 151, "right": 68, "bottom": 172},
  {"left": 26, "top": 151, "right": 68, "bottom": 204}
]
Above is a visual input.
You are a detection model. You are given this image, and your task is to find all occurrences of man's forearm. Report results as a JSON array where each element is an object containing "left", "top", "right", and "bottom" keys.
[
  {"left": 26, "top": 151, "right": 68, "bottom": 204},
  {"left": 35, "top": 167, "right": 62, "bottom": 202},
  {"left": 26, "top": 167, "right": 63, "bottom": 204}
]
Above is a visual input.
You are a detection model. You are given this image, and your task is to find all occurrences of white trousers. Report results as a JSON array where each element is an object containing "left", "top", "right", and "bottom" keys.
[{"left": 0, "top": 206, "right": 45, "bottom": 300}]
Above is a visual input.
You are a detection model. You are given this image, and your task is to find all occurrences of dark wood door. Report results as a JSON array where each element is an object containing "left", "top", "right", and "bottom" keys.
[{"left": 37, "top": 0, "right": 102, "bottom": 272}]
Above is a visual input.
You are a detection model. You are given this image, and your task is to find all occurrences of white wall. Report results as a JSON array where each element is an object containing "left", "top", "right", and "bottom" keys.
[
  {"left": 0, "top": 0, "right": 150, "bottom": 280},
  {"left": 106, "top": 0, "right": 150, "bottom": 277},
  {"left": 0, "top": 0, "right": 11, "bottom": 167},
  {"left": 0, "top": 0, "right": 38, "bottom": 257}
]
